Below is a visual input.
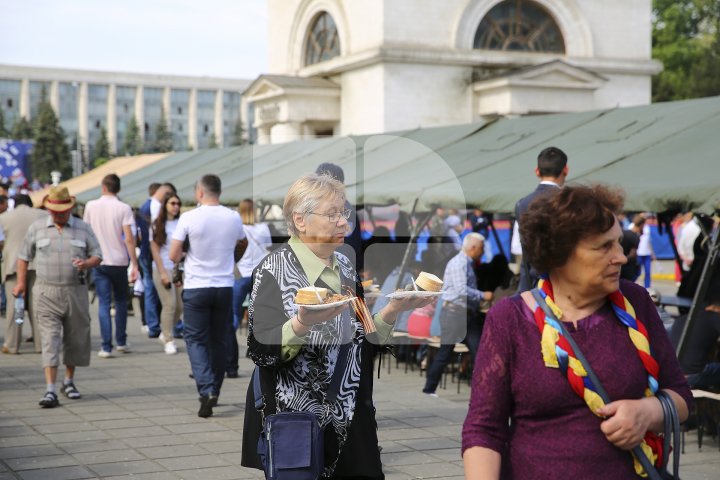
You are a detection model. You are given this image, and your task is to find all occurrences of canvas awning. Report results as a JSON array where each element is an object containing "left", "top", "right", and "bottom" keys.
[{"left": 48, "top": 95, "right": 720, "bottom": 214}]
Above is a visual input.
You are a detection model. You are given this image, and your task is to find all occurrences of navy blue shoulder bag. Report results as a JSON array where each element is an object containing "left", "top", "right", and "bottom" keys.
[{"left": 253, "top": 342, "right": 350, "bottom": 480}]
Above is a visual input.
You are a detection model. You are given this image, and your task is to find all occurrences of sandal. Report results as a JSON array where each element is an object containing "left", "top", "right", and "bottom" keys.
[
  {"left": 39, "top": 391, "right": 59, "bottom": 408},
  {"left": 62, "top": 382, "right": 82, "bottom": 400}
]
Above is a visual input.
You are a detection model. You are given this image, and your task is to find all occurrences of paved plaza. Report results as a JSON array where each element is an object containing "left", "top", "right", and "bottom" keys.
[{"left": 1, "top": 281, "right": 719, "bottom": 479}]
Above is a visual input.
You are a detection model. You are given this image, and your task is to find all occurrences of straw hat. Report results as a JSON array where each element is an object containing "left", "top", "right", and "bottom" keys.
[{"left": 42, "top": 186, "right": 76, "bottom": 213}]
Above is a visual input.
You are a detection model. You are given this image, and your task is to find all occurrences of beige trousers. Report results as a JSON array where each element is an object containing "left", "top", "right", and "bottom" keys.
[
  {"left": 3, "top": 272, "right": 40, "bottom": 353},
  {"left": 152, "top": 269, "right": 183, "bottom": 341},
  {"left": 35, "top": 283, "right": 91, "bottom": 368}
]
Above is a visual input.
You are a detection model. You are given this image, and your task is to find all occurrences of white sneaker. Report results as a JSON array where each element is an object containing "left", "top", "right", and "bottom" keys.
[
  {"left": 98, "top": 350, "right": 113, "bottom": 358},
  {"left": 158, "top": 332, "right": 168, "bottom": 344},
  {"left": 116, "top": 343, "right": 131, "bottom": 353},
  {"left": 164, "top": 341, "right": 178, "bottom": 355},
  {"left": 141, "top": 325, "right": 149, "bottom": 334}
]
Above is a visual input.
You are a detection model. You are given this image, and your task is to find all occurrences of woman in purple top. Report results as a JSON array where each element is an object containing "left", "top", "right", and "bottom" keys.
[{"left": 462, "top": 185, "right": 691, "bottom": 479}]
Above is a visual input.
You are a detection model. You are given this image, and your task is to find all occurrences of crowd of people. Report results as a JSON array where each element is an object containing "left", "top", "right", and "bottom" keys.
[{"left": 1, "top": 147, "right": 717, "bottom": 479}]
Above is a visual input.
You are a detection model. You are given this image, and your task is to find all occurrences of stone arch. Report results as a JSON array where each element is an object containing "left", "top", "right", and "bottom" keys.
[
  {"left": 454, "top": 0, "right": 593, "bottom": 57},
  {"left": 288, "top": 0, "right": 350, "bottom": 72}
]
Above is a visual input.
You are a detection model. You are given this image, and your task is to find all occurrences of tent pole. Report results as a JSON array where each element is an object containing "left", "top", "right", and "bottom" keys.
[
  {"left": 486, "top": 212, "right": 506, "bottom": 259},
  {"left": 393, "top": 197, "right": 424, "bottom": 291},
  {"left": 676, "top": 224, "right": 720, "bottom": 358}
]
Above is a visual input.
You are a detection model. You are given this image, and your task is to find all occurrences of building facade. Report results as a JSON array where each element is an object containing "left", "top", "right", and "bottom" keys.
[
  {"left": 0, "top": 64, "right": 251, "bottom": 166},
  {"left": 246, "top": 0, "right": 661, "bottom": 144}
]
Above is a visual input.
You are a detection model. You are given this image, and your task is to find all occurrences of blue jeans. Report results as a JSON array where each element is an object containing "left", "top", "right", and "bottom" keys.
[
  {"left": 183, "top": 287, "right": 232, "bottom": 397},
  {"left": 94, "top": 265, "right": 129, "bottom": 352},
  {"left": 227, "top": 276, "right": 253, "bottom": 374},
  {"left": 140, "top": 254, "right": 161, "bottom": 336},
  {"left": 638, "top": 255, "right": 652, "bottom": 288}
]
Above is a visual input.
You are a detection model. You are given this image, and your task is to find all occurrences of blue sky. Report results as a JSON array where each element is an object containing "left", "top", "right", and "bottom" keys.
[{"left": 0, "top": 0, "right": 267, "bottom": 79}]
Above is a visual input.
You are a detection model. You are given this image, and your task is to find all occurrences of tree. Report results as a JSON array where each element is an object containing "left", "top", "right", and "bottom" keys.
[
  {"left": 152, "top": 107, "right": 173, "bottom": 153},
  {"left": 32, "top": 100, "right": 71, "bottom": 182},
  {"left": 208, "top": 132, "right": 219, "bottom": 149},
  {"left": 0, "top": 108, "right": 8, "bottom": 137},
  {"left": 122, "top": 116, "right": 142, "bottom": 155},
  {"left": 652, "top": 0, "right": 720, "bottom": 101},
  {"left": 92, "top": 127, "right": 111, "bottom": 168},
  {"left": 10, "top": 116, "right": 33, "bottom": 140},
  {"left": 231, "top": 118, "right": 246, "bottom": 146}
]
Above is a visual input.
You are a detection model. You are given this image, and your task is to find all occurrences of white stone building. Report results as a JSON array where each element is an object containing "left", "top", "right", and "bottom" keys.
[
  {"left": 245, "top": 0, "right": 660, "bottom": 144},
  {"left": 0, "top": 64, "right": 251, "bottom": 163}
]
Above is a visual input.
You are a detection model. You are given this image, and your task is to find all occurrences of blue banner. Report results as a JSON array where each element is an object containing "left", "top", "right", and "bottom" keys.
[{"left": 0, "top": 140, "right": 32, "bottom": 187}]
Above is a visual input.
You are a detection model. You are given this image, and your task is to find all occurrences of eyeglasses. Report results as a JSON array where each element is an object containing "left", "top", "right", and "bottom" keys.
[{"left": 308, "top": 208, "right": 351, "bottom": 223}]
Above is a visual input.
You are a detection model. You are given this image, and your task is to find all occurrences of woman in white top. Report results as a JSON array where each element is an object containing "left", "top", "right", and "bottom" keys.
[
  {"left": 633, "top": 213, "right": 655, "bottom": 288},
  {"left": 227, "top": 199, "right": 272, "bottom": 377},
  {"left": 150, "top": 193, "right": 183, "bottom": 354}
]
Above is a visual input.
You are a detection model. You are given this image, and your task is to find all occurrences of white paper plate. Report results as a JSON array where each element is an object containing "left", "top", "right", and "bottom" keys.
[
  {"left": 386, "top": 290, "right": 444, "bottom": 299},
  {"left": 295, "top": 297, "right": 356, "bottom": 311}
]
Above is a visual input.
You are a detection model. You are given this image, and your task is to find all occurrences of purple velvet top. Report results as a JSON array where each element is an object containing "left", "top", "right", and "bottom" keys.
[{"left": 462, "top": 280, "right": 691, "bottom": 479}]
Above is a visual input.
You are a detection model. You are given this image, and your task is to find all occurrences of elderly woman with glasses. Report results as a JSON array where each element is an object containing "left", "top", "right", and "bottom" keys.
[{"left": 241, "top": 173, "right": 431, "bottom": 479}]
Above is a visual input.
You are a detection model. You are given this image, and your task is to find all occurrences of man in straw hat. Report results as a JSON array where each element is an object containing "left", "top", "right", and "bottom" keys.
[{"left": 13, "top": 186, "right": 102, "bottom": 408}]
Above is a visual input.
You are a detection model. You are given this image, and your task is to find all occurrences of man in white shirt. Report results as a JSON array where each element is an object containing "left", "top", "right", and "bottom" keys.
[
  {"left": 83, "top": 174, "right": 139, "bottom": 357},
  {"left": 169, "top": 174, "right": 247, "bottom": 418},
  {"left": 678, "top": 212, "right": 701, "bottom": 272}
]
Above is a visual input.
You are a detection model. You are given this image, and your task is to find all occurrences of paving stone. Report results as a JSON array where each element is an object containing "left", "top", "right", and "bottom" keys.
[
  {"left": 90, "top": 418, "right": 153, "bottom": 430},
  {"left": 163, "top": 422, "right": 228, "bottom": 434},
  {"left": 33, "top": 422, "right": 96, "bottom": 434},
  {"left": 58, "top": 439, "right": 128, "bottom": 454},
  {"left": 88, "top": 460, "right": 165, "bottom": 477},
  {"left": 80, "top": 411, "right": 139, "bottom": 422},
  {"left": 45, "top": 430, "right": 110, "bottom": 443},
  {"left": 138, "top": 445, "right": 208, "bottom": 459},
  {"left": 6, "top": 454, "right": 78, "bottom": 471},
  {"left": 72, "top": 449, "right": 145, "bottom": 465},
  {"left": 156, "top": 454, "right": 230, "bottom": 470},
  {"left": 0, "top": 436, "right": 49, "bottom": 448},
  {"left": 107, "top": 426, "right": 169, "bottom": 439},
  {"left": 173, "top": 465, "right": 258, "bottom": 479},
  {"left": 393, "top": 461, "right": 466, "bottom": 478},
  {"left": 0, "top": 426, "right": 37, "bottom": 437},
  {"left": 0, "top": 444, "right": 64, "bottom": 459},
  {"left": 119, "top": 435, "right": 191, "bottom": 448},
  {"left": 102, "top": 473, "right": 180, "bottom": 480},
  {"left": 381, "top": 450, "right": 441, "bottom": 466},
  {"left": 395, "top": 436, "right": 461, "bottom": 451},
  {"left": 17, "top": 465, "right": 96, "bottom": 480},
  {"left": 198, "top": 440, "right": 243, "bottom": 455}
]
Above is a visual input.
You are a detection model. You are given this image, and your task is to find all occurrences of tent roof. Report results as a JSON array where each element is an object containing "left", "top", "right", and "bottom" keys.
[{"left": 52, "top": 96, "right": 720, "bottom": 213}]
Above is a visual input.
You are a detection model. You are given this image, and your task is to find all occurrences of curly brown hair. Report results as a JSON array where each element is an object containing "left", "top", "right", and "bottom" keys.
[{"left": 519, "top": 184, "right": 624, "bottom": 275}]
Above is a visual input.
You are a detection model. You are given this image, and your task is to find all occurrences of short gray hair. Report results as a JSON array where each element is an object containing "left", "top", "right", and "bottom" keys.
[
  {"left": 462, "top": 232, "right": 485, "bottom": 250},
  {"left": 283, "top": 173, "right": 346, "bottom": 236}
]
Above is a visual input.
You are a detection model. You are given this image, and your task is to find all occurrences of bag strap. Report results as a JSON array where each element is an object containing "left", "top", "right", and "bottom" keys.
[
  {"left": 531, "top": 289, "right": 664, "bottom": 480},
  {"left": 657, "top": 390, "right": 680, "bottom": 479},
  {"left": 253, "top": 341, "right": 351, "bottom": 420}
]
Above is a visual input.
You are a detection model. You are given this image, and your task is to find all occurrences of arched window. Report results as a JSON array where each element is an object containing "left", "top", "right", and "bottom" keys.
[
  {"left": 304, "top": 12, "right": 341, "bottom": 66},
  {"left": 474, "top": 0, "right": 565, "bottom": 53}
]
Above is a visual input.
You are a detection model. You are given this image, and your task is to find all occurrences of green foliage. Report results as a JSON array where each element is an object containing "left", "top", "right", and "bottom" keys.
[
  {"left": 152, "top": 107, "right": 173, "bottom": 153},
  {"left": 653, "top": 0, "right": 720, "bottom": 101},
  {"left": 0, "top": 108, "right": 8, "bottom": 137},
  {"left": 122, "top": 116, "right": 142, "bottom": 155},
  {"left": 208, "top": 132, "right": 218, "bottom": 149},
  {"left": 31, "top": 100, "right": 71, "bottom": 182},
  {"left": 92, "top": 127, "right": 111, "bottom": 168},
  {"left": 10, "top": 116, "right": 33, "bottom": 140},
  {"left": 231, "top": 119, "right": 246, "bottom": 146}
]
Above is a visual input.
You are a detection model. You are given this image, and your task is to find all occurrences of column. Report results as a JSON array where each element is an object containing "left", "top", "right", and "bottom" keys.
[
  {"left": 107, "top": 84, "right": 117, "bottom": 154},
  {"left": 49, "top": 81, "right": 60, "bottom": 114},
  {"left": 77, "top": 82, "right": 89, "bottom": 165},
  {"left": 135, "top": 85, "right": 145, "bottom": 142},
  {"left": 214, "top": 89, "right": 224, "bottom": 147},
  {"left": 19, "top": 79, "right": 30, "bottom": 119},
  {"left": 188, "top": 88, "right": 197, "bottom": 150}
]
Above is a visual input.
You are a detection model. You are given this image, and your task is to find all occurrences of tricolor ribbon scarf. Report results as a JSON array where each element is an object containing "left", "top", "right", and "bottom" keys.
[{"left": 534, "top": 277, "right": 663, "bottom": 477}]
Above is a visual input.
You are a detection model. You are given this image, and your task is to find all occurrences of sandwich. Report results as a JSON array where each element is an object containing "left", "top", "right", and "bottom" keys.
[{"left": 295, "top": 287, "right": 329, "bottom": 305}]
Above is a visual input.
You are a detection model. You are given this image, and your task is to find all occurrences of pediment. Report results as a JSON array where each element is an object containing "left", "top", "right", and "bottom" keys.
[
  {"left": 473, "top": 60, "right": 606, "bottom": 92},
  {"left": 244, "top": 74, "right": 340, "bottom": 101}
]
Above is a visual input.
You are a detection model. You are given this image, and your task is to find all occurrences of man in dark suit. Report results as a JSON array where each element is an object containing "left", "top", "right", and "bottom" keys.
[{"left": 514, "top": 146, "right": 568, "bottom": 292}]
